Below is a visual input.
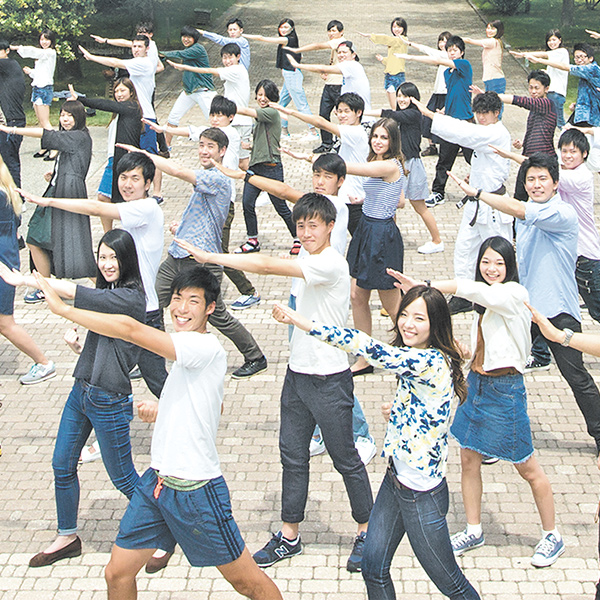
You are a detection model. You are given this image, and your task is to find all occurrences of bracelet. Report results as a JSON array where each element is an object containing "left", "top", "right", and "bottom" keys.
[
  {"left": 475, "top": 188, "right": 482, "bottom": 200},
  {"left": 11, "top": 127, "right": 17, "bottom": 135},
  {"left": 561, "top": 328, "right": 574, "bottom": 347},
  {"left": 244, "top": 169, "right": 255, "bottom": 183}
]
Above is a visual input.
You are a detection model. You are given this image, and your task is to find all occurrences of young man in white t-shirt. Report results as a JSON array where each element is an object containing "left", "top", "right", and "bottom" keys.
[
  {"left": 176, "top": 194, "right": 373, "bottom": 573},
  {"left": 35, "top": 266, "right": 283, "bottom": 600},
  {"left": 271, "top": 91, "right": 369, "bottom": 234},
  {"left": 20, "top": 152, "right": 168, "bottom": 398}
]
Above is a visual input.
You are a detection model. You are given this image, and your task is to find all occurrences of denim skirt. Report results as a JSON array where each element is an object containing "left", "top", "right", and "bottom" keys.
[{"left": 450, "top": 370, "right": 534, "bottom": 463}]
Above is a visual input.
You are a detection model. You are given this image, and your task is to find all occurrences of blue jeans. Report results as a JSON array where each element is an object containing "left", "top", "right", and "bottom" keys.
[
  {"left": 52, "top": 379, "right": 139, "bottom": 534},
  {"left": 484, "top": 78, "right": 506, "bottom": 118},
  {"left": 280, "top": 68, "right": 313, "bottom": 128},
  {"left": 548, "top": 91, "right": 566, "bottom": 129},
  {"left": 362, "top": 469, "right": 480, "bottom": 600}
]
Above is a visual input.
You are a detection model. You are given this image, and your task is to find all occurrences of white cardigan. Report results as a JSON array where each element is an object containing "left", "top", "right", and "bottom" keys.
[{"left": 455, "top": 279, "right": 531, "bottom": 374}]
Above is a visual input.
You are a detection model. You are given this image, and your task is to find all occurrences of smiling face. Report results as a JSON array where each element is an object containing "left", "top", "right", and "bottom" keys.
[
  {"left": 335, "top": 102, "right": 361, "bottom": 125},
  {"left": 97, "top": 243, "right": 120, "bottom": 284},
  {"left": 396, "top": 91, "right": 411, "bottom": 110},
  {"left": 370, "top": 126, "right": 390, "bottom": 157},
  {"left": 528, "top": 78, "right": 548, "bottom": 99},
  {"left": 547, "top": 35, "right": 561, "bottom": 50},
  {"left": 113, "top": 83, "right": 132, "bottom": 102},
  {"left": 574, "top": 50, "right": 593, "bottom": 65},
  {"left": 59, "top": 110, "right": 75, "bottom": 131},
  {"left": 278, "top": 22, "right": 292, "bottom": 36},
  {"left": 391, "top": 22, "right": 405, "bottom": 37},
  {"left": 198, "top": 135, "right": 226, "bottom": 168},
  {"left": 560, "top": 141, "right": 586, "bottom": 170},
  {"left": 479, "top": 247, "right": 507, "bottom": 285},
  {"left": 118, "top": 166, "right": 151, "bottom": 202},
  {"left": 337, "top": 45, "right": 354, "bottom": 62},
  {"left": 312, "top": 169, "right": 343, "bottom": 196},
  {"left": 525, "top": 166, "right": 558, "bottom": 203},
  {"left": 486, "top": 24, "right": 497, "bottom": 38},
  {"left": 438, "top": 37, "right": 448, "bottom": 51},
  {"left": 255, "top": 86, "right": 270, "bottom": 108},
  {"left": 295, "top": 214, "right": 334, "bottom": 255},
  {"left": 397, "top": 297, "right": 430, "bottom": 349},
  {"left": 221, "top": 52, "right": 238, "bottom": 67},
  {"left": 169, "top": 287, "right": 214, "bottom": 333},
  {"left": 131, "top": 40, "right": 148, "bottom": 58},
  {"left": 39, "top": 34, "right": 52, "bottom": 49},
  {"left": 181, "top": 35, "right": 195, "bottom": 47}
]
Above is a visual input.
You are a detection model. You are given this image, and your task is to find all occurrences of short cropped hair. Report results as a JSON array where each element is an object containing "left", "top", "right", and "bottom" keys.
[
  {"left": 227, "top": 17, "right": 244, "bottom": 29},
  {"left": 132, "top": 34, "right": 150, "bottom": 47},
  {"left": 312, "top": 153, "right": 346, "bottom": 179},
  {"left": 210, "top": 95, "right": 237, "bottom": 118},
  {"left": 523, "top": 152, "right": 560, "bottom": 183},
  {"left": 528, "top": 69, "right": 551, "bottom": 88},
  {"left": 336, "top": 92, "right": 364, "bottom": 116},
  {"left": 327, "top": 20, "right": 344, "bottom": 32},
  {"left": 170, "top": 266, "right": 220, "bottom": 306},
  {"left": 0, "top": 40, "right": 9, "bottom": 51},
  {"left": 558, "top": 128, "right": 590, "bottom": 156},
  {"left": 200, "top": 127, "right": 229, "bottom": 150},
  {"left": 221, "top": 42, "right": 240, "bottom": 57},
  {"left": 116, "top": 151, "right": 156, "bottom": 183},
  {"left": 472, "top": 90, "right": 502, "bottom": 114},
  {"left": 292, "top": 193, "right": 336, "bottom": 225},
  {"left": 574, "top": 42, "right": 595, "bottom": 60},
  {"left": 445, "top": 35, "right": 465, "bottom": 55}
]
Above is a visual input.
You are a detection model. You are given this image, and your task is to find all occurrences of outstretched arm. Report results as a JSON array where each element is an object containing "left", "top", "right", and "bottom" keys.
[
  {"left": 116, "top": 143, "right": 196, "bottom": 184},
  {"left": 35, "top": 273, "right": 176, "bottom": 361},
  {"left": 79, "top": 45, "right": 126, "bottom": 70},
  {"left": 243, "top": 34, "right": 288, "bottom": 45},
  {"left": 386, "top": 268, "right": 458, "bottom": 295},
  {"left": 270, "top": 102, "right": 339, "bottom": 135},
  {"left": 488, "top": 144, "right": 526, "bottom": 164},
  {"left": 345, "top": 160, "right": 399, "bottom": 179},
  {"left": 166, "top": 60, "right": 219, "bottom": 75},
  {"left": 91, "top": 35, "right": 132, "bottom": 48},
  {"left": 142, "top": 118, "right": 190, "bottom": 138},
  {"left": 286, "top": 53, "right": 341, "bottom": 75},
  {"left": 395, "top": 53, "right": 454, "bottom": 68},
  {"left": 0, "top": 124, "right": 46, "bottom": 137},
  {"left": 18, "top": 189, "right": 121, "bottom": 220},
  {"left": 523, "top": 52, "right": 570, "bottom": 71},
  {"left": 294, "top": 40, "right": 333, "bottom": 53},
  {"left": 410, "top": 97, "right": 435, "bottom": 119},
  {"left": 0, "top": 263, "right": 76, "bottom": 299},
  {"left": 463, "top": 37, "right": 495, "bottom": 48}
]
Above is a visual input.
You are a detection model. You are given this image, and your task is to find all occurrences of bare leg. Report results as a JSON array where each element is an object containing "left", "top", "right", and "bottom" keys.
[
  {"left": 34, "top": 103, "right": 51, "bottom": 129},
  {"left": 105, "top": 545, "right": 155, "bottom": 600},
  {"left": 460, "top": 447, "right": 484, "bottom": 525},
  {"left": 409, "top": 199, "right": 442, "bottom": 244},
  {"left": 350, "top": 279, "right": 372, "bottom": 373},
  {"left": 0, "top": 314, "right": 48, "bottom": 364},
  {"left": 28, "top": 244, "right": 51, "bottom": 277},
  {"left": 514, "top": 455, "right": 556, "bottom": 530},
  {"left": 97, "top": 193, "right": 114, "bottom": 233},
  {"left": 153, "top": 170, "right": 162, "bottom": 197},
  {"left": 386, "top": 90, "right": 397, "bottom": 110},
  {"left": 217, "top": 547, "right": 283, "bottom": 600},
  {"left": 377, "top": 288, "right": 400, "bottom": 322}
]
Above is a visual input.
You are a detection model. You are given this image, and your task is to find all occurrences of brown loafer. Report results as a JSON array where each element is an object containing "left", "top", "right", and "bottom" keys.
[
  {"left": 145, "top": 551, "right": 174, "bottom": 574},
  {"left": 29, "top": 536, "right": 82, "bottom": 567}
]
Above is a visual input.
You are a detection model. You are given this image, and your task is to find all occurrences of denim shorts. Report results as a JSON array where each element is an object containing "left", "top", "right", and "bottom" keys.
[
  {"left": 140, "top": 121, "right": 158, "bottom": 155},
  {"left": 116, "top": 468, "right": 245, "bottom": 567},
  {"left": 450, "top": 370, "right": 534, "bottom": 463},
  {"left": 97, "top": 157, "right": 114, "bottom": 198},
  {"left": 31, "top": 85, "right": 53, "bottom": 106},
  {"left": 384, "top": 72, "right": 405, "bottom": 92}
]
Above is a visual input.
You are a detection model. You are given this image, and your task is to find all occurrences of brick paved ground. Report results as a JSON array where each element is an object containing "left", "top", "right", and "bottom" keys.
[{"left": 1, "top": 0, "right": 600, "bottom": 598}]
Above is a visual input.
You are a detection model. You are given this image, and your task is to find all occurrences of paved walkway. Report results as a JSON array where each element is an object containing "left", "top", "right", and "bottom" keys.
[{"left": 1, "top": 0, "right": 599, "bottom": 598}]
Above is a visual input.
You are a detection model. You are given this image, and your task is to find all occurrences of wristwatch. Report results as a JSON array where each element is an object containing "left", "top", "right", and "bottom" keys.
[
  {"left": 561, "top": 328, "right": 574, "bottom": 347},
  {"left": 244, "top": 170, "right": 255, "bottom": 183}
]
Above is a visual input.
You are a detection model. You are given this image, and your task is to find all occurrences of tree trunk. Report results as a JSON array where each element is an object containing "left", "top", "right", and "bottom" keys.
[{"left": 561, "top": 0, "right": 575, "bottom": 27}]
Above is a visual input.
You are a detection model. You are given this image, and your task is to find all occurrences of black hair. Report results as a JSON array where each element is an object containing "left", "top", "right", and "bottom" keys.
[
  {"left": 558, "top": 128, "right": 590, "bottom": 157},
  {"left": 60, "top": 100, "right": 87, "bottom": 131},
  {"left": 170, "top": 265, "right": 220, "bottom": 306},
  {"left": 221, "top": 42, "right": 240, "bottom": 57},
  {"left": 472, "top": 90, "right": 502, "bottom": 114},
  {"left": 40, "top": 29, "right": 56, "bottom": 47},
  {"left": 523, "top": 152, "right": 560, "bottom": 184},
  {"left": 180, "top": 25, "right": 200, "bottom": 43},
  {"left": 132, "top": 34, "right": 150, "bottom": 47},
  {"left": 312, "top": 153, "right": 346, "bottom": 179},
  {"left": 391, "top": 17, "right": 407, "bottom": 35},
  {"left": 528, "top": 69, "right": 551, "bottom": 88},
  {"left": 96, "top": 229, "right": 143, "bottom": 291},
  {"left": 327, "top": 20, "right": 344, "bottom": 32},
  {"left": 278, "top": 18, "right": 299, "bottom": 48},
  {"left": 255, "top": 79, "right": 279, "bottom": 102},
  {"left": 545, "top": 28, "right": 562, "bottom": 50},
  {"left": 210, "top": 95, "right": 237, "bottom": 118},
  {"left": 398, "top": 81, "right": 420, "bottom": 101},
  {"left": 445, "top": 35, "right": 465, "bottom": 55},
  {"left": 115, "top": 151, "right": 156, "bottom": 184},
  {"left": 200, "top": 127, "right": 229, "bottom": 150},
  {"left": 338, "top": 40, "right": 359, "bottom": 62},
  {"left": 0, "top": 40, "right": 9, "bottom": 51},
  {"left": 574, "top": 42, "right": 595, "bottom": 60},
  {"left": 227, "top": 17, "right": 244, "bottom": 29},
  {"left": 392, "top": 286, "right": 467, "bottom": 403},
  {"left": 487, "top": 20, "right": 504, "bottom": 38},
  {"left": 336, "top": 91, "right": 364, "bottom": 117},
  {"left": 438, "top": 31, "right": 452, "bottom": 47},
  {"left": 136, "top": 21, "right": 154, "bottom": 35},
  {"left": 292, "top": 193, "right": 336, "bottom": 225}
]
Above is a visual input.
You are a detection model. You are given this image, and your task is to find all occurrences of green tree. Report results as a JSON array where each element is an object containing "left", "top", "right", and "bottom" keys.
[{"left": 0, "top": 0, "right": 96, "bottom": 60}]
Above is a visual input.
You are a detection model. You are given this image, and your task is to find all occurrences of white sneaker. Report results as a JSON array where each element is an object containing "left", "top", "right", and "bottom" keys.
[
  {"left": 418, "top": 241, "right": 445, "bottom": 254},
  {"left": 300, "top": 130, "right": 320, "bottom": 142},
  {"left": 19, "top": 361, "right": 56, "bottom": 385},
  {"left": 256, "top": 191, "right": 270, "bottom": 207},
  {"left": 79, "top": 440, "right": 102, "bottom": 463},
  {"left": 309, "top": 435, "right": 325, "bottom": 456},
  {"left": 355, "top": 435, "right": 377, "bottom": 465}
]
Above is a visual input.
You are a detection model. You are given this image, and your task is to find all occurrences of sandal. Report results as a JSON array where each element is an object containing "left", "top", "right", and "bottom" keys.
[
  {"left": 289, "top": 239, "right": 302, "bottom": 256},
  {"left": 235, "top": 239, "right": 260, "bottom": 254}
]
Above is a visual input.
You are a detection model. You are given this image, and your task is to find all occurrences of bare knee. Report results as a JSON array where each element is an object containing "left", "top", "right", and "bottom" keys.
[{"left": 460, "top": 448, "right": 483, "bottom": 473}]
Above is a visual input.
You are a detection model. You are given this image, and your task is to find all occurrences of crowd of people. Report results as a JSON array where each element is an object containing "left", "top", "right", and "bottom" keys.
[{"left": 1, "top": 10, "right": 600, "bottom": 600}]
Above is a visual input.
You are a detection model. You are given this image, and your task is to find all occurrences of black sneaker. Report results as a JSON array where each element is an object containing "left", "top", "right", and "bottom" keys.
[
  {"left": 313, "top": 143, "right": 332, "bottom": 154},
  {"left": 524, "top": 356, "right": 551, "bottom": 372},
  {"left": 447, "top": 296, "right": 473, "bottom": 315},
  {"left": 253, "top": 531, "right": 302, "bottom": 568},
  {"left": 347, "top": 531, "right": 367, "bottom": 572},
  {"left": 232, "top": 356, "right": 268, "bottom": 379}
]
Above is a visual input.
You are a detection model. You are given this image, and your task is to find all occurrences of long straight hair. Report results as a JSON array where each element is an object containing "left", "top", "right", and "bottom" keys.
[
  {"left": 95, "top": 229, "right": 143, "bottom": 292},
  {"left": 110, "top": 77, "right": 143, "bottom": 134},
  {"left": 367, "top": 117, "right": 407, "bottom": 175},
  {"left": 392, "top": 286, "right": 467, "bottom": 403}
]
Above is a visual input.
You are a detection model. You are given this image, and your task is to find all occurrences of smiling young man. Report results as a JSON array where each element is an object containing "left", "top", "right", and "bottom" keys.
[
  {"left": 448, "top": 152, "right": 600, "bottom": 466},
  {"left": 35, "top": 266, "right": 283, "bottom": 600},
  {"left": 176, "top": 193, "right": 373, "bottom": 573},
  {"left": 199, "top": 18, "right": 251, "bottom": 71}
]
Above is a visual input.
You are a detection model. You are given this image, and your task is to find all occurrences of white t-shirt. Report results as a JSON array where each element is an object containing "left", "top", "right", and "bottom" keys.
[
  {"left": 117, "top": 197, "right": 164, "bottom": 311},
  {"left": 289, "top": 246, "right": 350, "bottom": 376},
  {"left": 325, "top": 37, "right": 346, "bottom": 86},
  {"left": 217, "top": 64, "right": 252, "bottom": 126},
  {"left": 122, "top": 57, "right": 156, "bottom": 119},
  {"left": 339, "top": 60, "right": 371, "bottom": 112},
  {"left": 148, "top": 40, "right": 159, "bottom": 71},
  {"left": 189, "top": 124, "right": 240, "bottom": 202},
  {"left": 338, "top": 124, "right": 369, "bottom": 204},
  {"left": 547, "top": 48, "right": 569, "bottom": 96},
  {"left": 151, "top": 332, "right": 226, "bottom": 480},
  {"left": 290, "top": 195, "right": 348, "bottom": 297},
  {"left": 17, "top": 46, "right": 56, "bottom": 88}
]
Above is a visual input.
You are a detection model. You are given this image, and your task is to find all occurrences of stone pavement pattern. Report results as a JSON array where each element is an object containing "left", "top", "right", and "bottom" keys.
[{"left": 0, "top": 0, "right": 599, "bottom": 598}]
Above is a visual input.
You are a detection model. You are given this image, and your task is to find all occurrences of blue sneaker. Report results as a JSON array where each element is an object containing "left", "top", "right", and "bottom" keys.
[
  {"left": 451, "top": 528, "right": 485, "bottom": 556},
  {"left": 231, "top": 292, "right": 261, "bottom": 311},
  {"left": 347, "top": 531, "right": 367, "bottom": 572},
  {"left": 24, "top": 289, "right": 45, "bottom": 304},
  {"left": 253, "top": 531, "right": 302, "bottom": 568},
  {"left": 531, "top": 533, "right": 565, "bottom": 567}
]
